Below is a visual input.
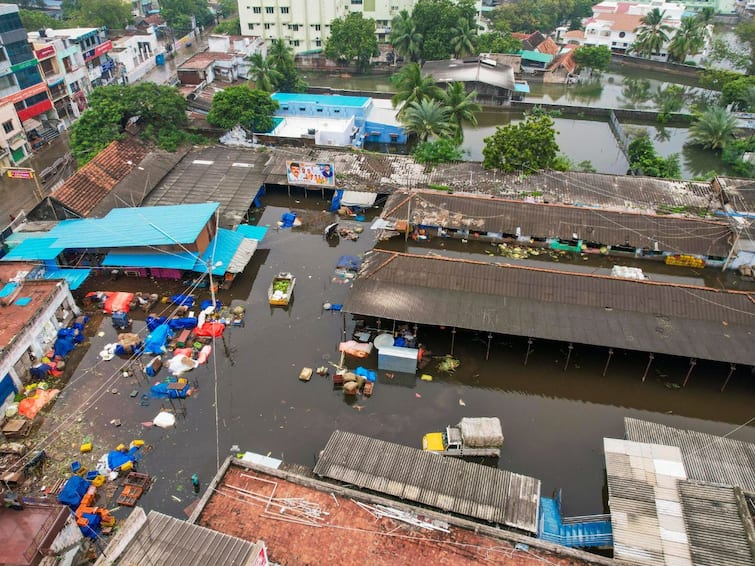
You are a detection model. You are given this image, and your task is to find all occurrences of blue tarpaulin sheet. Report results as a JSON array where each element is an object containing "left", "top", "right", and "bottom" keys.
[
  {"left": 167, "top": 317, "right": 198, "bottom": 330},
  {"left": 106, "top": 446, "right": 140, "bottom": 471},
  {"left": 58, "top": 476, "right": 89, "bottom": 508},
  {"left": 235, "top": 224, "right": 268, "bottom": 241},
  {"left": 330, "top": 189, "right": 344, "bottom": 212},
  {"left": 80, "top": 513, "right": 102, "bottom": 539},
  {"left": 53, "top": 329, "right": 77, "bottom": 358},
  {"left": 143, "top": 324, "right": 173, "bottom": 355},
  {"left": 146, "top": 316, "right": 167, "bottom": 331},
  {"left": 0, "top": 283, "right": 18, "bottom": 298},
  {"left": 280, "top": 212, "right": 297, "bottom": 228},
  {"left": 151, "top": 380, "right": 189, "bottom": 399},
  {"left": 336, "top": 255, "right": 361, "bottom": 270},
  {"left": 170, "top": 294, "right": 194, "bottom": 307}
]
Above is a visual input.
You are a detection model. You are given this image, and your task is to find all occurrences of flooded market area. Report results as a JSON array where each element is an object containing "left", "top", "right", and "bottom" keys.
[{"left": 32, "top": 187, "right": 754, "bottom": 528}]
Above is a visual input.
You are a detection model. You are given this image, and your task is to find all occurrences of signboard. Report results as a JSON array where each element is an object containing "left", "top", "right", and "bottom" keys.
[
  {"left": 251, "top": 546, "right": 268, "bottom": 566},
  {"left": 0, "top": 82, "right": 48, "bottom": 106},
  {"left": 286, "top": 161, "right": 335, "bottom": 187},
  {"left": 35, "top": 45, "right": 56, "bottom": 60},
  {"left": 84, "top": 40, "right": 112, "bottom": 62},
  {"left": 10, "top": 58, "right": 38, "bottom": 73},
  {"left": 6, "top": 169, "right": 34, "bottom": 179}
]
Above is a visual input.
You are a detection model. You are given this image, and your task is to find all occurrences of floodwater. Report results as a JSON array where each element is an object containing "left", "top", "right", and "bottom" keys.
[{"left": 56, "top": 188, "right": 752, "bottom": 524}]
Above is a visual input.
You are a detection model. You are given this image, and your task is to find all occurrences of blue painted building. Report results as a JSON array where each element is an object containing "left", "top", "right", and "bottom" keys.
[{"left": 270, "top": 92, "right": 407, "bottom": 147}]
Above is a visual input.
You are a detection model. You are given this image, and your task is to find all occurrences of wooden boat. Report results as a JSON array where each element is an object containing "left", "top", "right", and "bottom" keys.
[{"left": 268, "top": 272, "right": 295, "bottom": 306}]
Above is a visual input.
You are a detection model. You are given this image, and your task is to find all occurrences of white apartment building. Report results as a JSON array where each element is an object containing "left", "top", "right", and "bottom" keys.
[
  {"left": 583, "top": 1, "right": 685, "bottom": 61},
  {"left": 238, "top": 0, "right": 482, "bottom": 55}
]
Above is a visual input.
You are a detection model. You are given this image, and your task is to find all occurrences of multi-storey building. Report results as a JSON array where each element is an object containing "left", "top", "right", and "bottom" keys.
[
  {"left": 238, "top": 0, "right": 482, "bottom": 55},
  {"left": 0, "top": 4, "right": 57, "bottom": 165}
]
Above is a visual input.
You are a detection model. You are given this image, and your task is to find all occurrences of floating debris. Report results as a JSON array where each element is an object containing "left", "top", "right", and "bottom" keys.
[{"left": 437, "top": 355, "right": 460, "bottom": 373}]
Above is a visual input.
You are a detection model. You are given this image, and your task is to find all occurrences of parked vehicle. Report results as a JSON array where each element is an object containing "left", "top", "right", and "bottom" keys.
[
  {"left": 422, "top": 417, "right": 503, "bottom": 457},
  {"left": 268, "top": 272, "right": 296, "bottom": 306}
]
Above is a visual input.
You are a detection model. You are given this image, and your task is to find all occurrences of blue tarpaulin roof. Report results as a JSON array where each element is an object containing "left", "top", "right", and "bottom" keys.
[
  {"left": 234, "top": 224, "right": 268, "bottom": 241},
  {"left": 44, "top": 268, "right": 92, "bottom": 290},
  {"left": 102, "top": 250, "right": 199, "bottom": 270},
  {"left": 0, "top": 282, "right": 18, "bottom": 298},
  {"left": 1, "top": 238, "right": 65, "bottom": 261},
  {"left": 47, "top": 203, "right": 220, "bottom": 248},
  {"left": 194, "top": 228, "right": 245, "bottom": 275},
  {"left": 514, "top": 82, "right": 530, "bottom": 93}
]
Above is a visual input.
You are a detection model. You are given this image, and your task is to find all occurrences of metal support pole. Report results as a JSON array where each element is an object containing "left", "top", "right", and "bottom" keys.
[
  {"left": 376, "top": 319, "right": 381, "bottom": 331},
  {"left": 642, "top": 353, "right": 654, "bottom": 382},
  {"left": 563, "top": 343, "right": 573, "bottom": 372},
  {"left": 391, "top": 320, "right": 396, "bottom": 336},
  {"left": 450, "top": 327, "right": 456, "bottom": 356},
  {"left": 342, "top": 312, "right": 346, "bottom": 341},
  {"left": 682, "top": 358, "right": 697, "bottom": 387},
  {"left": 602, "top": 348, "right": 614, "bottom": 377},
  {"left": 524, "top": 337, "right": 533, "bottom": 366},
  {"left": 721, "top": 364, "right": 736, "bottom": 392},
  {"left": 413, "top": 324, "right": 418, "bottom": 343},
  {"left": 485, "top": 333, "right": 493, "bottom": 361}
]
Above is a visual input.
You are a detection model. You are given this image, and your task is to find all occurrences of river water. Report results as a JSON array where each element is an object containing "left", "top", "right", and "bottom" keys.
[
  {"left": 120, "top": 189, "right": 754, "bottom": 521},
  {"left": 301, "top": 66, "right": 739, "bottom": 178}
]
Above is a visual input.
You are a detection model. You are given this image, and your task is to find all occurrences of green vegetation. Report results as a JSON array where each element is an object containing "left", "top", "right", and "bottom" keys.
[
  {"left": 325, "top": 13, "right": 379, "bottom": 73},
  {"left": 428, "top": 183, "right": 453, "bottom": 192},
  {"left": 627, "top": 135, "right": 680, "bottom": 178},
  {"left": 214, "top": 17, "right": 241, "bottom": 35},
  {"left": 157, "top": 0, "right": 214, "bottom": 32},
  {"left": 667, "top": 15, "right": 707, "bottom": 63},
  {"left": 438, "top": 81, "right": 481, "bottom": 143},
  {"left": 206, "top": 86, "right": 279, "bottom": 133},
  {"left": 246, "top": 40, "right": 305, "bottom": 93},
  {"left": 401, "top": 99, "right": 453, "bottom": 142},
  {"left": 482, "top": 111, "right": 567, "bottom": 173},
  {"left": 413, "top": 139, "right": 464, "bottom": 165},
  {"left": 70, "top": 84, "right": 193, "bottom": 165},
  {"left": 391, "top": 63, "right": 443, "bottom": 117},
  {"left": 476, "top": 32, "right": 522, "bottom": 55},
  {"left": 688, "top": 107, "right": 738, "bottom": 151},
  {"left": 487, "top": 0, "right": 594, "bottom": 33},
  {"left": 19, "top": 10, "right": 64, "bottom": 31},
  {"left": 631, "top": 8, "right": 673, "bottom": 58},
  {"left": 722, "top": 136, "right": 755, "bottom": 178},
  {"left": 61, "top": 0, "right": 132, "bottom": 29},
  {"left": 573, "top": 45, "right": 612, "bottom": 73},
  {"left": 709, "top": 20, "right": 755, "bottom": 75}
]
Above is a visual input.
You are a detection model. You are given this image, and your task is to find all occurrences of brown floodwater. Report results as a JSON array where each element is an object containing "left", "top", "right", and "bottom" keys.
[{"left": 55, "top": 187, "right": 754, "bottom": 523}]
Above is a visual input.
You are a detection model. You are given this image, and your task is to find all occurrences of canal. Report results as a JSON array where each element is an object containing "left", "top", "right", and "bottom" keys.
[{"left": 122, "top": 189, "right": 754, "bottom": 521}]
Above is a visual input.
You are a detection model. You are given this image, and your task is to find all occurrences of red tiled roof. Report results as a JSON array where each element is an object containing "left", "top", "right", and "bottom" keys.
[
  {"left": 536, "top": 37, "right": 559, "bottom": 55},
  {"left": 52, "top": 138, "right": 150, "bottom": 217},
  {"left": 548, "top": 49, "right": 577, "bottom": 73},
  {"left": 564, "top": 30, "right": 586, "bottom": 39},
  {"left": 586, "top": 13, "right": 644, "bottom": 32},
  {"left": 0, "top": 279, "right": 62, "bottom": 350}
]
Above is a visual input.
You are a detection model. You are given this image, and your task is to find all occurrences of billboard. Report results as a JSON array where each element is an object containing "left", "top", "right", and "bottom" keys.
[{"left": 286, "top": 161, "right": 335, "bottom": 187}]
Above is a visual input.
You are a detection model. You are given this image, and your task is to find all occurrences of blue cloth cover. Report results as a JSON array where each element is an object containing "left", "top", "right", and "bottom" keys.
[
  {"left": 280, "top": 212, "right": 297, "bottom": 228},
  {"left": 143, "top": 324, "right": 173, "bottom": 355},
  {"left": 170, "top": 294, "right": 194, "bottom": 307},
  {"left": 146, "top": 316, "right": 167, "bottom": 331},
  {"left": 58, "top": 476, "right": 89, "bottom": 508},
  {"left": 167, "top": 317, "right": 198, "bottom": 330}
]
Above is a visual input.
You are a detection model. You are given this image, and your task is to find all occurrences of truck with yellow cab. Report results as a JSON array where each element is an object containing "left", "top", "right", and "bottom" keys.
[{"left": 422, "top": 417, "right": 503, "bottom": 457}]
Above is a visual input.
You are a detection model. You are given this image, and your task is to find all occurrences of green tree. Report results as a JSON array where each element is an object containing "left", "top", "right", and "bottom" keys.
[
  {"left": 722, "top": 76, "right": 755, "bottom": 111},
  {"left": 207, "top": 86, "right": 279, "bottom": 132},
  {"left": 488, "top": 0, "right": 594, "bottom": 33},
  {"left": 390, "top": 63, "right": 443, "bottom": 117},
  {"left": 476, "top": 32, "right": 522, "bottom": 54},
  {"left": 438, "top": 81, "right": 481, "bottom": 143},
  {"left": 573, "top": 45, "right": 612, "bottom": 73},
  {"left": 734, "top": 20, "right": 755, "bottom": 75},
  {"left": 70, "top": 84, "right": 189, "bottom": 164},
  {"left": 213, "top": 17, "right": 240, "bottom": 35},
  {"left": 324, "top": 13, "right": 378, "bottom": 73},
  {"left": 688, "top": 107, "right": 738, "bottom": 150},
  {"left": 627, "top": 135, "right": 680, "bottom": 178},
  {"left": 159, "top": 0, "right": 214, "bottom": 30},
  {"left": 722, "top": 136, "right": 755, "bottom": 177},
  {"left": 413, "top": 138, "right": 464, "bottom": 165},
  {"left": 632, "top": 8, "right": 673, "bottom": 58},
  {"left": 266, "top": 39, "right": 306, "bottom": 92},
  {"left": 400, "top": 99, "right": 453, "bottom": 142},
  {"left": 412, "top": 0, "right": 476, "bottom": 61},
  {"left": 20, "top": 10, "right": 64, "bottom": 31},
  {"left": 390, "top": 10, "right": 423, "bottom": 63},
  {"left": 668, "top": 16, "right": 706, "bottom": 63},
  {"left": 482, "top": 112, "right": 564, "bottom": 172},
  {"left": 217, "top": 0, "right": 237, "bottom": 17},
  {"left": 66, "top": 0, "right": 132, "bottom": 29},
  {"left": 246, "top": 53, "right": 283, "bottom": 92},
  {"left": 450, "top": 18, "right": 477, "bottom": 58}
]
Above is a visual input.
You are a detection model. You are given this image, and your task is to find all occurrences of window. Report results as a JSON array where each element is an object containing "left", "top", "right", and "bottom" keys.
[
  {"left": 253, "top": 6, "right": 261, "bottom": 13},
  {"left": 265, "top": 6, "right": 274, "bottom": 13},
  {"left": 291, "top": 24, "right": 299, "bottom": 31},
  {"left": 334, "top": 109, "right": 340, "bottom": 113},
  {"left": 316, "top": 108, "right": 323, "bottom": 112},
  {"left": 0, "top": 49, "right": 7, "bottom": 63},
  {"left": 2, "top": 120, "right": 13, "bottom": 134},
  {"left": 299, "top": 107, "right": 305, "bottom": 111},
  {"left": 281, "top": 7, "right": 289, "bottom": 13},
  {"left": 351, "top": 0, "right": 363, "bottom": 3},
  {"left": 264, "top": 23, "right": 271, "bottom": 29},
  {"left": 315, "top": 39, "right": 322, "bottom": 47},
  {"left": 314, "top": 24, "right": 321, "bottom": 31},
  {"left": 618, "top": 31, "right": 626, "bottom": 38},
  {"left": 248, "top": 23, "right": 254, "bottom": 30}
]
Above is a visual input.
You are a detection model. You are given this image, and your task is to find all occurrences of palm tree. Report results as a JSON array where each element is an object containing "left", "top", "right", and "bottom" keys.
[
  {"left": 267, "top": 38, "right": 294, "bottom": 67},
  {"left": 400, "top": 99, "right": 453, "bottom": 141},
  {"left": 688, "top": 107, "right": 738, "bottom": 150},
  {"left": 450, "top": 19, "right": 476, "bottom": 59},
  {"left": 247, "top": 53, "right": 282, "bottom": 92},
  {"left": 438, "top": 81, "right": 481, "bottom": 142},
  {"left": 668, "top": 16, "right": 706, "bottom": 63},
  {"left": 390, "top": 10, "right": 423, "bottom": 63},
  {"left": 390, "top": 63, "right": 443, "bottom": 116},
  {"left": 632, "top": 8, "right": 673, "bottom": 58}
]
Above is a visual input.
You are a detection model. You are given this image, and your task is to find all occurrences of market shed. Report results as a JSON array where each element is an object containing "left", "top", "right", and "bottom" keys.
[
  {"left": 343, "top": 251, "right": 755, "bottom": 366},
  {"left": 313, "top": 430, "right": 541, "bottom": 533}
]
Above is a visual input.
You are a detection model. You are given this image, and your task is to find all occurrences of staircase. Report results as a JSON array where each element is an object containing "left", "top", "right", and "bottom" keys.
[
  {"left": 538, "top": 496, "right": 613, "bottom": 549},
  {"left": 38, "top": 125, "right": 61, "bottom": 144}
]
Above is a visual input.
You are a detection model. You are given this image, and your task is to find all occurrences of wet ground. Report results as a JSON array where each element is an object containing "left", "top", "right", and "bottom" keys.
[{"left": 29, "top": 187, "right": 755, "bottom": 527}]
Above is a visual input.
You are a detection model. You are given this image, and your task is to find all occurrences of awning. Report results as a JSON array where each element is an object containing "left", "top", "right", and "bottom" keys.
[
  {"left": 341, "top": 191, "right": 377, "bottom": 208},
  {"left": 23, "top": 118, "right": 43, "bottom": 132}
]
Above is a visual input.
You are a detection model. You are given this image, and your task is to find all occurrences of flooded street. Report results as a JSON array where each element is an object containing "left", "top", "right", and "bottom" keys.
[{"left": 80, "top": 188, "right": 751, "bottom": 522}]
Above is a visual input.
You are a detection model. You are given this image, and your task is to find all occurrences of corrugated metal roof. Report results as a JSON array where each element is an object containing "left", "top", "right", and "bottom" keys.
[
  {"left": 717, "top": 177, "right": 755, "bottom": 211},
  {"left": 422, "top": 59, "right": 516, "bottom": 91},
  {"left": 101, "top": 250, "right": 198, "bottom": 270},
  {"left": 677, "top": 482, "right": 755, "bottom": 566},
  {"left": 194, "top": 228, "right": 253, "bottom": 275},
  {"left": 624, "top": 418, "right": 755, "bottom": 492},
  {"left": 1, "top": 238, "right": 65, "bottom": 261},
  {"left": 382, "top": 190, "right": 732, "bottom": 256},
  {"left": 113, "top": 510, "right": 256, "bottom": 565},
  {"left": 47, "top": 202, "right": 219, "bottom": 248},
  {"left": 145, "top": 146, "right": 270, "bottom": 227},
  {"left": 343, "top": 251, "right": 755, "bottom": 365},
  {"left": 313, "top": 430, "right": 541, "bottom": 533},
  {"left": 44, "top": 267, "right": 91, "bottom": 290},
  {"left": 604, "top": 438, "right": 692, "bottom": 566},
  {"left": 234, "top": 224, "right": 268, "bottom": 241}
]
